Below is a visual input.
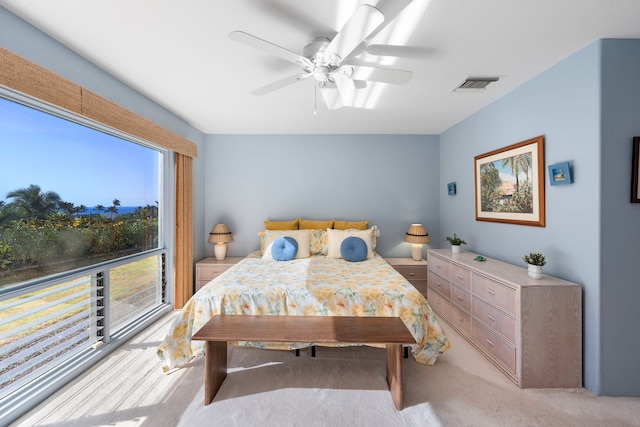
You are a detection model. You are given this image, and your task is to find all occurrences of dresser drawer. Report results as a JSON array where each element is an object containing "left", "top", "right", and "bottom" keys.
[
  {"left": 473, "top": 297, "right": 516, "bottom": 343},
  {"left": 451, "top": 264, "right": 471, "bottom": 290},
  {"left": 428, "top": 270, "right": 451, "bottom": 298},
  {"left": 473, "top": 321, "right": 516, "bottom": 373},
  {"left": 472, "top": 274, "right": 516, "bottom": 314},
  {"left": 451, "top": 283, "right": 471, "bottom": 312},
  {"left": 451, "top": 304, "right": 472, "bottom": 335},
  {"left": 428, "top": 255, "right": 450, "bottom": 280},
  {"left": 428, "top": 287, "right": 451, "bottom": 320}
]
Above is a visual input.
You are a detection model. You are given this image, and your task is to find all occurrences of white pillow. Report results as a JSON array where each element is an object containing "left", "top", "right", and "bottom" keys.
[
  {"left": 326, "top": 228, "right": 374, "bottom": 259},
  {"left": 262, "top": 229, "right": 310, "bottom": 259}
]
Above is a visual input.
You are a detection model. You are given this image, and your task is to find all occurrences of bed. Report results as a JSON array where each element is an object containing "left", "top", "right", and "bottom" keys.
[{"left": 157, "top": 225, "right": 450, "bottom": 373}]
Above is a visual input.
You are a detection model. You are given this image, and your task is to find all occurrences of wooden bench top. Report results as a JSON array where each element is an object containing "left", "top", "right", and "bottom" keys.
[{"left": 192, "top": 315, "right": 416, "bottom": 345}]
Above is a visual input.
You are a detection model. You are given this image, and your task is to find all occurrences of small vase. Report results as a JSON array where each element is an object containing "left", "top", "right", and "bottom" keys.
[
  {"left": 451, "top": 245, "right": 461, "bottom": 253},
  {"left": 528, "top": 264, "right": 542, "bottom": 279}
]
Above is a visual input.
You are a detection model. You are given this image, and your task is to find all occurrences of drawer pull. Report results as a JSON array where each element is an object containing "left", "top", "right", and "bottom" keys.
[
  {"left": 486, "top": 314, "right": 495, "bottom": 322},
  {"left": 456, "top": 274, "right": 464, "bottom": 280},
  {"left": 436, "top": 265, "right": 441, "bottom": 269},
  {"left": 486, "top": 339, "right": 495, "bottom": 347},
  {"left": 408, "top": 272, "right": 415, "bottom": 276},
  {"left": 456, "top": 315, "right": 463, "bottom": 322},
  {"left": 456, "top": 294, "right": 464, "bottom": 301},
  {"left": 487, "top": 288, "right": 496, "bottom": 296},
  {"left": 436, "top": 281, "right": 441, "bottom": 287}
]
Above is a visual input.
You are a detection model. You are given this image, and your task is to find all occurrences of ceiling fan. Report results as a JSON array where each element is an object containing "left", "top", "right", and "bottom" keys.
[{"left": 229, "top": 4, "right": 412, "bottom": 110}]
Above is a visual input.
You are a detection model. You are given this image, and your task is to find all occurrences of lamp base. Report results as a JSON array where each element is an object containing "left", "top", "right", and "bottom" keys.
[
  {"left": 411, "top": 244, "right": 423, "bottom": 261},
  {"left": 214, "top": 243, "right": 227, "bottom": 261}
]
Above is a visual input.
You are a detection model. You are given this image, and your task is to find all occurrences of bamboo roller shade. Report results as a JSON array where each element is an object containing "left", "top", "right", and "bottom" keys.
[{"left": 0, "top": 47, "right": 197, "bottom": 158}]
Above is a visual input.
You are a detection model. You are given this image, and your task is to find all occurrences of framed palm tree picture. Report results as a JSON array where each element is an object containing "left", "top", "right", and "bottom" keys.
[{"left": 474, "top": 135, "right": 545, "bottom": 227}]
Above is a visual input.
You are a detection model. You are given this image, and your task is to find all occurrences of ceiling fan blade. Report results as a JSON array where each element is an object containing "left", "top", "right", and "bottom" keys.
[
  {"left": 333, "top": 77, "right": 357, "bottom": 107},
  {"left": 318, "top": 83, "right": 343, "bottom": 110},
  {"left": 229, "top": 31, "right": 311, "bottom": 68},
  {"left": 325, "top": 4, "right": 384, "bottom": 64},
  {"left": 251, "top": 73, "right": 310, "bottom": 96},
  {"left": 338, "top": 65, "right": 412, "bottom": 85}
]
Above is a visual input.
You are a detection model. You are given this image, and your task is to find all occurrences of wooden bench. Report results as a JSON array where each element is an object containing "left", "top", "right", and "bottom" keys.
[{"left": 192, "top": 315, "right": 416, "bottom": 410}]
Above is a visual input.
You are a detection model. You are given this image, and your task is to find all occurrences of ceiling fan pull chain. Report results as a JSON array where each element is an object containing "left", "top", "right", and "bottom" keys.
[{"left": 314, "top": 84, "right": 317, "bottom": 115}]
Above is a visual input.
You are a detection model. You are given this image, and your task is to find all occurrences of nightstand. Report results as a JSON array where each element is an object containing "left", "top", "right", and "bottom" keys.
[
  {"left": 195, "top": 257, "right": 243, "bottom": 291},
  {"left": 385, "top": 258, "right": 428, "bottom": 296}
]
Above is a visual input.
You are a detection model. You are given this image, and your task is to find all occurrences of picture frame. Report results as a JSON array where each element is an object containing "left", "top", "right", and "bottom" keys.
[
  {"left": 447, "top": 182, "right": 456, "bottom": 195},
  {"left": 548, "top": 162, "right": 572, "bottom": 186},
  {"left": 474, "top": 135, "right": 545, "bottom": 227},
  {"left": 632, "top": 137, "right": 640, "bottom": 203}
]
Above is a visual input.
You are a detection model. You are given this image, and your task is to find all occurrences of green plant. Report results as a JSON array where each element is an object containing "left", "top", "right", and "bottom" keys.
[
  {"left": 522, "top": 251, "right": 546, "bottom": 266},
  {"left": 445, "top": 234, "right": 466, "bottom": 246}
]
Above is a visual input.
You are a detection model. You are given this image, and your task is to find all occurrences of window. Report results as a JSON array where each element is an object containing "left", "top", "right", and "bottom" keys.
[{"left": 0, "top": 90, "right": 172, "bottom": 422}]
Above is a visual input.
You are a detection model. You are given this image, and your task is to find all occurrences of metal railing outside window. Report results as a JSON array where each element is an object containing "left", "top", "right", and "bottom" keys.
[{"left": 0, "top": 250, "right": 169, "bottom": 420}]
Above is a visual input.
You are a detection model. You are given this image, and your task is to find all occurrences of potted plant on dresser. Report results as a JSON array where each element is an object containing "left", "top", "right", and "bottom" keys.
[
  {"left": 445, "top": 234, "right": 466, "bottom": 253},
  {"left": 522, "top": 251, "right": 546, "bottom": 279}
]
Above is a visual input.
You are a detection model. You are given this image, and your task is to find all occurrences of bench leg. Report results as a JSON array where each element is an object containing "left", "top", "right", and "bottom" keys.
[
  {"left": 386, "top": 343, "right": 403, "bottom": 410},
  {"left": 204, "top": 341, "right": 227, "bottom": 405}
]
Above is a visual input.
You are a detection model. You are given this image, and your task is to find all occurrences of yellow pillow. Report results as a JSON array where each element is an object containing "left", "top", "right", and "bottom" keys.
[
  {"left": 334, "top": 220, "right": 368, "bottom": 230},
  {"left": 299, "top": 218, "right": 334, "bottom": 229},
  {"left": 264, "top": 219, "right": 299, "bottom": 230}
]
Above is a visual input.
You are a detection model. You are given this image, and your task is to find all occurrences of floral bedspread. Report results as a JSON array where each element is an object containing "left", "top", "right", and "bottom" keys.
[{"left": 157, "top": 253, "right": 450, "bottom": 373}]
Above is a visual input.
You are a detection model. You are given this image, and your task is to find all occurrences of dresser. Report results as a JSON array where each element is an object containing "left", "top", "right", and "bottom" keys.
[
  {"left": 427, "top": 249, "right": 582, "bottom": 388},
  {"left": 385, "top": 258, "right": 428, "bottom": 296},
  {"left": 195, "top": 257, "right": 243, "bottom": 291}
]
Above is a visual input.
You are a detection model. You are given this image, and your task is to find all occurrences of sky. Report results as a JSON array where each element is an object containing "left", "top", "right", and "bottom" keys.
[{"left": 0, "top": 97, "right": 160, "bottom": 208}]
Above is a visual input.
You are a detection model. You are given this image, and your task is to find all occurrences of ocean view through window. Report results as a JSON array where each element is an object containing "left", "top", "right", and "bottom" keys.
[
  {"left": 0, "top": 90, "right": 172, "bottom": 422},
  {"left": 0, "top": 96, "right": 162, "bottom": 289}
]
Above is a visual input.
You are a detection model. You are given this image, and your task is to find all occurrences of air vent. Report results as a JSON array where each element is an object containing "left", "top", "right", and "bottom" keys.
[{"left": 453, "top": 76, "right": 500, "bottom": 92}]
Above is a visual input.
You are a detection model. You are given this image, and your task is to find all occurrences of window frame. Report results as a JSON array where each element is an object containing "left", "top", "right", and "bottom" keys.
[{"left": 0, "top": 85, "right": 176, "bottom": 424}]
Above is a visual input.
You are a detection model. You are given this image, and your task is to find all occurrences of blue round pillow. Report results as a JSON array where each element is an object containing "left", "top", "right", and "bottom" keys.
[
  {"left": 340, "top": 236, "right": 367, "bottom": 262},
  {"left": 271, "top": 236, "right": 298, "bottom": 261}
]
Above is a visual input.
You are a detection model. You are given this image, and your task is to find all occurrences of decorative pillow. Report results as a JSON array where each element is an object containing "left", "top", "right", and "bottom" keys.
[
  {"left": 270, "top": 236, "right": 298, "bottom": 261},
  {"left": 264, "top": 219, "right": 299, "bottom": 230},
  {"left": 326, "top": 228, "right": 374, "bottom": 259},
  {"left": 334, "top": 220, "right": 368, "bottom": 230},
  {"left": 262, "top": 229, "right": 310, "bottom": 258},
  {"left": 299, "top": 218, "right": 334, "bottom": 230},
  {"left": 307, "top": 229, "right": 328, "bottom": 255},
  {"left": 340, "top": 237, "right": 367, "bottom": 262}
]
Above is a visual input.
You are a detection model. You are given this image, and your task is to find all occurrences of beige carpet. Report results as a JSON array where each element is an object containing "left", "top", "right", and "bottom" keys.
[{"left": 12, "top": 312, "right": 640, "bottom": 426}]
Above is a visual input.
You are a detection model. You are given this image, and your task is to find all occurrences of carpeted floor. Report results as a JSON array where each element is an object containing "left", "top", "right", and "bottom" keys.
[{"left": 13, "top": 312, "right": 640, "bottom": 426}]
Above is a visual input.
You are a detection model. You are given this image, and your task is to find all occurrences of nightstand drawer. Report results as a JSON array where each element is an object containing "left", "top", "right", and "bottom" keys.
[
  {"left": 393, "top": 265, "right": 427, "bottom": 280},
  {"left": 198, "top": 265, "right": 232, "bottom": 281},
  {"left": 195, "top": 257, "right": 243, "bottom": 291}
]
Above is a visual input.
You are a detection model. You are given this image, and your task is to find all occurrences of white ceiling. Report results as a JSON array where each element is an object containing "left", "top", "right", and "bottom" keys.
[{"left": 2, "top": 0, "right": 640, "bottom": 134}]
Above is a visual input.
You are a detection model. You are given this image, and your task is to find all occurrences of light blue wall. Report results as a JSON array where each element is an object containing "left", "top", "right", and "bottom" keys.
[
  {"left": 599, "top": 39, "right": 640, "bottom": 396},
  {"left": 203, "top": 134, "right": 440, "bottom": 259},
  {"left": 440, "top": 39, "right": 640, "bottom": 396}
]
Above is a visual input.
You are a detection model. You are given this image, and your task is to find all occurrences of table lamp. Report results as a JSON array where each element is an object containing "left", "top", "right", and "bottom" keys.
[
  {"left": 404, "top": 223, "right": 430, "bottom": 261},
  {"left": 208, "top": 223, "right": 233, "bottom": 260}
]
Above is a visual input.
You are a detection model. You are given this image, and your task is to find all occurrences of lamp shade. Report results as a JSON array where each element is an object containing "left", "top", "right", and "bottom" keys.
[
  {"left": 404, "top": 224, "right": 430, "bottom": 244},
  {"left": 208, "top": 223, "right": 234, "bottom": 243}
]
